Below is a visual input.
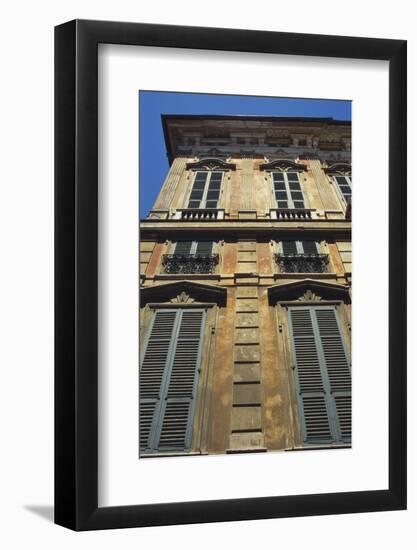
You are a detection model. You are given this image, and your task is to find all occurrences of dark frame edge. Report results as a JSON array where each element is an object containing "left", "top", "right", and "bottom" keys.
[{"left": 54, "top": 19, "right": 78, "bottom": 530}]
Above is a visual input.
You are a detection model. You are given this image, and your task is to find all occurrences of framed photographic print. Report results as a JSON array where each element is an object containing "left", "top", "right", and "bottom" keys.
[{"left": 55, "top": 20, "right": 406, "bottom": 530}]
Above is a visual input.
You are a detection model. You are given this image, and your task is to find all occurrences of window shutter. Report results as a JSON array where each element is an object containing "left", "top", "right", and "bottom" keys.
[
  {"left": 315, "top": 309, "right": 351, "bottom": 441},
  {"left": 301, "top": 241, "right": 318, "bottom": 255},
  {"left": 158, "top": 310, "right": 204, "bottom": 450},
  {"left": 140, "top": 309, "right": 205, "bottom": 453},
  {"left": 139, "top": 310, "right": 177, "bottom": 452},
  {"left": 289, "top": 306, "right": 351, "bottom": 445},
  {"left": 282, "top": 241, "right": 298, "bottom": 255},
  {"left": 174, "top": 241, "right": 193, "bottom": 255},
  {"left": 195, "top": 241, "right": 213, "bottom": 256}
]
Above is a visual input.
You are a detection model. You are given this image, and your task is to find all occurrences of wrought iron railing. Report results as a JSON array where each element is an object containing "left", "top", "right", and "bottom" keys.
[
  {"left": 275, "top": 253, "right": 329, "bottom": 273},
  {"left": 162, "top": 254, "right": 219, "bottom": 274}
]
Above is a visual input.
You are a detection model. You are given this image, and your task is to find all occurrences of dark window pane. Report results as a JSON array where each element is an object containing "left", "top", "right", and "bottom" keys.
[
  {"left": 210, "top": 172, "right": 223, "bottom": 182},
  {"left": 274, "top": 181, "right": 286, "bottom": 190},
  {"left": 287, "top": 172, "right": 299, "bottom": 181},
  {"left": 276, "top": 191, "right": 288, "bottom": 201},
  {"left": 291, "top": 192, "right": 304, "bottom": 201},
  {"left": 339, "top": 185, "right": 350, "bottom": 193},
  {"left": 273, "top": 172, "right": 285, "bottom": 182},
  {"left": 192, "top": 182, "right": 206, "bottom": 191},
  {"left": 205, "top": 201, "right": 218, "bottom": 208},
  {"left": 293, "top": 201, "right": 305, "bottom": 209},
  {"left": 194, "top": 172, "right": 208, "bottom": 182},
  {"left": 209, "top": 181, "right": 221, "bottom": 190},
  {"left": 206, "top": 190, "right": 220, "bottom": 200},
  {"left": 188, "top": 200, "right": 200, "bottom": 208},
  {"left": 277, "top": 201, "right": 288, "bottom": 208},
  {"left": 289, "top": 181, "right": 301, "bottom": 190},
  {"left": 190, "top": 190, "right": 204, "bottom": 200}
]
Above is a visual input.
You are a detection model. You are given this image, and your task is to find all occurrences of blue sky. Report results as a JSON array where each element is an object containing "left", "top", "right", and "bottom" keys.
[{"left": 139, "top": 91, "right": 351, "bottom": 218}]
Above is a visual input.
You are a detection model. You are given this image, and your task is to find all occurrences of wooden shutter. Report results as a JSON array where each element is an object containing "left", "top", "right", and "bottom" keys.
[
  {"left": 195, "top": 241, "right": 213, "bottom": 255},
  {"left": 174, "top": 241, "right": 193, "bottom": 255},
  {"left": 282, "top": 240, "right": 298, "bottom": 255},
  {"left": 139, "top": 310, "right": 177, "bottom": 452},
  {"left": 288, "top": 306, "right": 351, "bottom": 445},
  {"left": 301, "top": 241, "right": 318, "bottom": 255},
  {"left": 140, "top": 309, "right": 205, "bottom": 453}
]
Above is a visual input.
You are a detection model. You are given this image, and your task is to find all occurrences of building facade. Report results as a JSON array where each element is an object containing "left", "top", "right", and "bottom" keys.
[{"left": 139, "top": 115, "right": 352, "bottom": 457}]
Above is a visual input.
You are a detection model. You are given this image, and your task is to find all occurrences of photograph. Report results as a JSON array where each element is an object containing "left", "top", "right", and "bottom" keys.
[{"left": 139, "top": 91, "right": 352, "bottom": 457}]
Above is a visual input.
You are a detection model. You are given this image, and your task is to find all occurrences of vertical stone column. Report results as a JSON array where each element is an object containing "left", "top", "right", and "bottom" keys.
[
  {"left": 239, "top": 159, "right": 254, "bottom": 210},
  {"left": 152, "top": 157, "right": 187, "bottom": 209},
  {"left": 308, "top": 159, "right": 340, "bottom": 211}
]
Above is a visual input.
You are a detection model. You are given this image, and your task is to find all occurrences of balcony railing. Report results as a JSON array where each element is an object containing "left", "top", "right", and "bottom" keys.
[
  {"left": 270, "top": 208, "right": 316, "bottom": 220},
  {"left": 174, "top": 208, "right": 225, "bottom": 221},
  {"left": 162, "top": 254, "right": 219, "bottom": 274},
  {"left": 275, "top": 253, "right": 329, "bottom": 273}
]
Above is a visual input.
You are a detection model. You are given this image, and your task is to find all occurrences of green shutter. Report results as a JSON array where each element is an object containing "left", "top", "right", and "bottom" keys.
[
  {"left": 140, "top": 309, "right": 205, "bottom": 453},
  {"left": 288, "top": 306, "right": 351, "bottom": 445},
  {"left": 174, "top": 241, "right": 193, "bottom": 255},
  {"left": 301, "top": 241, "right": 318, "bottom": 255},
  {"left": 195, "top": 241, "right": 213, "bottom": 255},
  {"left": 282, "top": 240, "right": 298, "bottom": 255}
]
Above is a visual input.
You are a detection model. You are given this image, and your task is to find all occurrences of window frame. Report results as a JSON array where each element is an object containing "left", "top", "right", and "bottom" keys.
[
  {"left": 278, "top": 240, "right": 320, "bottom": 255},
  {"left": 173, "top": 240, "right": 214, "bottom": 255},
  {"left": 187, "top": 170, "right": 224, "bottom": 209},
  {"left": 331, "top": 172, "right": 352, "bottom": 207},
  {"left": 271, "top": 170, "right": 307, "bottom": 209}
]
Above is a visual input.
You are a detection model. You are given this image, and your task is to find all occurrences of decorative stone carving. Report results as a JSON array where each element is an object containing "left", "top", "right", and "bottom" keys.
[
  {"left": 186, "top": 157, "right": 236, "bottom": 171},
  {"left": 170, "top": 291, "right": 195, "bottom": 304}
]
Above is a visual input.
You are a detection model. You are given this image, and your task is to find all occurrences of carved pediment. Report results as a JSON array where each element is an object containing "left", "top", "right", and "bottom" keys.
[
  {"left": 324, "top": 162, "right": 351, "bottom": 175},
  {"left": 140, "top": 280, "right": 227, "bottom": 306},
  {"left": 260, "top": 158, "right": 307, "bottom": 172},
  {"left": 268, "top": 279, "right": 350, "bottom": 304},
  {"left": 186, "top": 157, "right": 236, "bottom": 171}
]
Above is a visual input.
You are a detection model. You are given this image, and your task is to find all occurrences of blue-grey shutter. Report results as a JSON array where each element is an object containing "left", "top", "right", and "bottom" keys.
[
  {"left": 195, "top": 241, "right": 213, "bottom": 256},
  {"left": 282, "top": 240, "right": 298, "bottom": 255},
  {"left": 288, "top": 306, "right": 351, "bottom": 445},
  {"left": 157, "top": 310, "right": 205, "bottom": 450},
  {"left": 301, "top": 241, "right": 318, "bottom": 255},
  {"left": 174, "top": 241, "right": 193, "bottom": 255},
  {"left": 140, "top": 309, "right": 205, "bottom": 453},
  {"left": 139, "top": 310, "right": 177, "bottom": 452},
  {"left": 315, "top": 309, "right": 351, "bottom": 441}
]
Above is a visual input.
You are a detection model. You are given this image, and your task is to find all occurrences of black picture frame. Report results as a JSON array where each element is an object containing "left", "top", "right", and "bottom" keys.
[{"left": 55, "top": 19, "right": 407, "bottom": 531}]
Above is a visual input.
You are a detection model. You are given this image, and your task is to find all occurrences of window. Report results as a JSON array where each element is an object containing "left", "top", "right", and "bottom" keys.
[
  {"left": 333, "top": 174, "right": 352, "bottom": 205},
  {"left": 187, "top": 171, "right": 223, "bottom": 209},
  {"left": 288, "top": 306, "right": 351, "bottom": 445},
  {"left": 272, "top": 171, "right": 305, "bottom": 209},
  {"left": 139, "top": 309, "right": 205, "bottom": 454},
  {"left": 276, "top": 241, "right": 329, "bottom": 273},
  {"left": 162, "top": 241, "right": 218, "bottom": 274},
  {"left": 280, "top": 240, "right": 319, "bottom": 255},
  {"left": 174, "top": 241, "right": 214, "bottom": 255}
]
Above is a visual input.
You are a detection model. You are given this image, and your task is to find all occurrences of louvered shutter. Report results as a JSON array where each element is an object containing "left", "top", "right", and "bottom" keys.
[
  {"left": 140, "top": 309, "right": 205, "bottom": 454},
  {"left": 301, "top": 240, "right": 318, "bottom": 255},
  {"left": 315, "top": 309, "right": 351, "bottom": 441},
  {"left": 282, "top": 240, "right": 298, "bottom": 255},
  {"left": 139, "top": 310, "right": 177, "bottom": 452},
  {"left": 288, "top": 306, "right": 351, "bottom": 445},
  {"left": 158, "top": 310, "right": 204, "bottom": 450},
  {"left": 174, "top": 241, "right": 193, "bottom": 255},
  {"left": 195, "top": 241, "right": 213, "bottom": 256}
]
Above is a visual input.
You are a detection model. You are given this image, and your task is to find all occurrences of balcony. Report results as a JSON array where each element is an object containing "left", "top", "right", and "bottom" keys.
[
  {"left": 162, "top": 254, "right": 219, "bottom": 275},
  {"left": 270, "top": 208, "right": 316, "bottom": 220},
  {"left": 275, "top": 253, "right": 329, "bottom": 273},
  {"left": 174, "top": 208, "right": 225, "bottom": 221}
]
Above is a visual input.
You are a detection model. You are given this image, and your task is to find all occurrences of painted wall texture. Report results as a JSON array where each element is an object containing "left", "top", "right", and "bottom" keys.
[{"left": 139, "top": 115, "right": 351, "bottom": 457}]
